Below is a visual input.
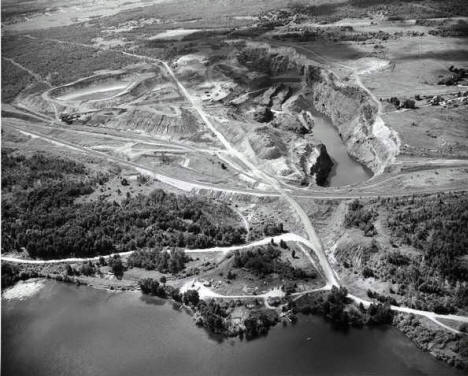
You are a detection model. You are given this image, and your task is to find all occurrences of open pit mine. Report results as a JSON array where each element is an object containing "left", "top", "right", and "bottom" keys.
[{"left": 2, "top": 1, "right": 468, "bottom": 375}]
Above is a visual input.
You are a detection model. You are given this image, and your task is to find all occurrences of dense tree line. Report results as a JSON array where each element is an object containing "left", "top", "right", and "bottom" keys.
[
  {"left": 292, "top": 286, "right": 394, "bottom": 328},
  {"left": 1, "top": 263, "right": 21, "bottom": 289},
  {"left": 395, "top": 313, "right": 468, "bottom": 370},
  {"left": 244, "top": 309, "right": 279, "bottom": 339},
  {"left": 139, "top": 278, "right": 167, "bottom": 298},
  {"left": 127, "top": 248, "right": 189, "bottom": 274},
  {"left": 367, "top": 289, "right": 398, "bottom": 306},
  {"left": 232, "top": 244, "right": 315, "bottom": 279},
  {"left": 2, "top": 151, "right": 246, "bottom": 259},
  {"left": 139, "top": 277, "right": 185, "bottom": 302},
  {"left": 233, "top": 245, "right": 280, "bottom": 276},
  {"left": 249, "top": 221, "right": 285, "bottom": 241},
  {"left": 322, "top": 286, "right": 351, "bottom": 326},
  {"left": 197, "top": 300, "right": 229, "bottom": 334},
  {"left": 2, "top": 150, "right": 96, "bottom": 189},
  {"left": 65, "top": 261, "right": 98, "bottom": 277},
  {"left": 138, "top": 280, "right": 280, "bottom": 338}
]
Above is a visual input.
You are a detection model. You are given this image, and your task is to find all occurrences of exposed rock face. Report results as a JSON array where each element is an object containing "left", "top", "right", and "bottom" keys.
[
  {"left": 294, "top": 141, "right": 334, "bottom": 186},
  {"left": 271, "top": 111, "right": 312, "bottom": 135},
  {"left": 249, "top": 126, "right": 286, "bottom": 160},
  {"left": 237, "top": 45, "right": 301, "bottom": 76},
  {"left": 237, "top": 42, "right": 400, "bottom": 174},
  {"left": 303, "top": 65, "right": 399, "bottom": 173},
  {"left": 252, "top": 106, "right": 274, "bottom": 123},
  {"left": 310, "top": 144, "right": 334, "bottom": 186}
]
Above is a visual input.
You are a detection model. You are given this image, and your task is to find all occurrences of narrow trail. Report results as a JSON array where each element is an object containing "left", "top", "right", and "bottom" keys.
[
  {"left": 2, "top": 57, "right": 50, "bottom": 85},
  {"left": 1, "top": 233, "right": 328, "bottom": 268},
  {"left": 180, "top": 282, "right": 329, "bottom": 309},
  {"left": 231, "top": 207, "right": 250, "bottom": 241},
  {"left": 2, "top": 56, "right": 60, "bottom": 120},
  {"left": 348, "top": 294, "right": 468, "bottom": 335}
]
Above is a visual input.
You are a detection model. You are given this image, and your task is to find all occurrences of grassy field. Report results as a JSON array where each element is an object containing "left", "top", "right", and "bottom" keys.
[{"left": 383, "top": 104, "right": 468, "bottom": 159}]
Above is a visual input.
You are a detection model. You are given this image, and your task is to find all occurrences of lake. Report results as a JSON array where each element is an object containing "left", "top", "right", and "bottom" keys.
[{"left": 2, "top": 280, "right": 461, "bottom": 376}]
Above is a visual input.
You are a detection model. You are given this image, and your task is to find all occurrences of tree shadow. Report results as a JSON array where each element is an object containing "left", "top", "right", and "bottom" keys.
[{"left": 139, "top": 294, "right": 166, "bottom": 306}]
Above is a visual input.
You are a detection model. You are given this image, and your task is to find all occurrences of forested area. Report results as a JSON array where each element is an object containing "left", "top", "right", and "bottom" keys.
[
  {"left": 232, "top": 244, "right": 316, "bottom": 280},
  {"left": 2, "top": 36, "right": 137, "bottom": 86},
  {"left": 384, "top": 193, "right": 468, "bottom": 282},
  {"left": 1, "top": 263, "right": 21, "bottom": 288},
  {"left": 340, "top": 194, "right": 468, "bottom": 312},
  {"left": 197, "top": 299, "right": 230, "bottom": 334},
  {"left": 128, "top": 249, "right": 189, "bottom": 274},
  {"left": 248, "top": 221, "right": 285, "bottom": 241},
  {"left": 1, "top": 59, "right": 33, "bottom": 102},
  {"left": 2, "top": 150, "right": 246, "bottom": 259},
  {"left": 139, "top": 282, "right": 230, "bottom": 334},
  {"left": 293, "top": 286, "right": 394, "bottom": 328},
  {"left": 139, "top": 280, "right": 280, "bottom": 338},
  {"left": 139, "top": 277, "right": 177, "bottom": 299}
]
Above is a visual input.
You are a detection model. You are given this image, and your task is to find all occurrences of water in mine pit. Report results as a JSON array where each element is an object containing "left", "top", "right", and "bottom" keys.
[{"left": 311, "top": 111, "right": 372, "bottom": 187}]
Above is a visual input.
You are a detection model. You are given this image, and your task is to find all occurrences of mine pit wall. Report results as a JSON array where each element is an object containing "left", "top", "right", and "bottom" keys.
[
  {"left": 241, "top": 42, "right": 400, "bottom": 175},
  {"left": 303, "top": 65, "right": 397, "bottom": 174}
]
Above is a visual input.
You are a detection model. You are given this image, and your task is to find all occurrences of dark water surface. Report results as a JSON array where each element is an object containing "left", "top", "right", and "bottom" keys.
[
  {"left": 2, "top": 281, "right": 461, "bottom": 376},
  {"left": 311, "top": 111, "right": 372, "bottom": 187}
]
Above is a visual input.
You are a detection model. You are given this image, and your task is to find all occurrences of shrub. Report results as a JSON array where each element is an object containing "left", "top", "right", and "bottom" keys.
[
  {"left": 362, "top": 266, "right": 375, "bottom": 278},
  {"left": 183, "top": 289, "right": 200, "bottom": 306},
  {"left": 109, "top": 255, "right": 124, "bottom": 279},
  {"left": 401, "top": 99, "right": 416, "bottom": 109},
  {"left": 139, "top": 278, "right": 167, "bottom": 298},
  {"left": 345, "top": 200, "right": 378, "bottom": 236}
]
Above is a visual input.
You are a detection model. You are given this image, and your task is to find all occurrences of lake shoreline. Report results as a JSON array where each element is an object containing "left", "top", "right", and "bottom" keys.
[
  {"left": 3, "top": 280, "right": 463, "bottom": 376},
  {"left": 3, "top": 274, "right": 467, "bottom": 372}
]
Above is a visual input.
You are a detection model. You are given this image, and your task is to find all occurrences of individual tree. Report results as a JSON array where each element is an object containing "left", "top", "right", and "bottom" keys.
[
  {"left": 65, "top": 264, "right": 74, "bottom": 276},
  {"left": 183, "top": 289, "right": 200, "bottom": 306},
  {"left": 109, "top": 255, "right": 124, "bottom": 279}
]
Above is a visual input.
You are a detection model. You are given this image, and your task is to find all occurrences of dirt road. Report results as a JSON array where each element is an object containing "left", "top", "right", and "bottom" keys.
[{"left": 3, "top": 36, "right": 467, "bottom": 334}]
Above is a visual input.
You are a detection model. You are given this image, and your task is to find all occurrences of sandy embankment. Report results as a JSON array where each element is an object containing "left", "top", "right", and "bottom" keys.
[{"left": 2, "top": 279, "right": 45, "bottom": 301}]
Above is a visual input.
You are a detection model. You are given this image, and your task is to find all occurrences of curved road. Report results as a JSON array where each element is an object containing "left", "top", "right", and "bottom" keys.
[
  {"left": 2, "top": 36, "right": 467, "bottom": 334},
  {"left": 4, "top": 232, "right": 468, "bottom": 333}
]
